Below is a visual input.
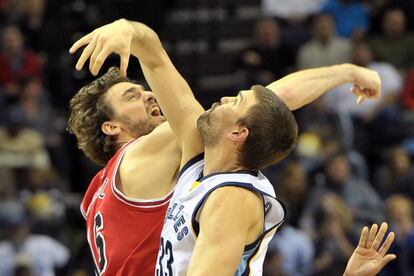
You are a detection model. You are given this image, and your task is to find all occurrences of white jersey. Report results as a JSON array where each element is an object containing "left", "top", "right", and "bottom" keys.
[{"left": 155, "top": 154, "right": 285, "bottom": 276}]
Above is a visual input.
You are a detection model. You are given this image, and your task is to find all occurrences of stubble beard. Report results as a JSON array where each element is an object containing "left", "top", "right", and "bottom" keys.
[
  {"left": 119, "top": 115, "right": 163, "bottom": 138},
  {"left": 197, "top": 112, "right": 219, "bottom": 148}
]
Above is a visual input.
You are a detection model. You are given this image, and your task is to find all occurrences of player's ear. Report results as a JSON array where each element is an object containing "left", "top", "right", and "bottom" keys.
[
  {"left": 102, "top": 121, "right": 122, "bottom": 136},
  {"left": 228, "top": 127, "right": 249, "bottom": 144}
]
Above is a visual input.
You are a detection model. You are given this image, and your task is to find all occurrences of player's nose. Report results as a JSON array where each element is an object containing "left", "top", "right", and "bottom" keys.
[
  {"left": 220, "top": 97, "right": 233, "bottom": 104},
  {"left": 144, "top": 91, "right": 155, "bottom": 103}
]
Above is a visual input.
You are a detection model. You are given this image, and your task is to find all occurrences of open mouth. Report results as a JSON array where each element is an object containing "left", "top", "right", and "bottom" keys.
[{"left": 150, "top": 107, "right": 161, "bottom": 117}]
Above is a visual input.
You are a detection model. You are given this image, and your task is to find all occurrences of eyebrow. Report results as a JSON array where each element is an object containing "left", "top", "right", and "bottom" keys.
[
  {"left": 121, "top": 85, "right": 143, "bottom": 98},
  {"left": 122, "top": 87, "right": 135, "bottom": 98}
]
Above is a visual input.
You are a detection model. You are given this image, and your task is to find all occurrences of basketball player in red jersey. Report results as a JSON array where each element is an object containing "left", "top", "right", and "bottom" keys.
[{"left": 68, "top": 19, "right": 381, "bottom": 275}]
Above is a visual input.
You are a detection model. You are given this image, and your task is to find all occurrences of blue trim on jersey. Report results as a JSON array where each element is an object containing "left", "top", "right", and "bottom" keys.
[
  {"left": 196, "top": 170, "right": 259, "bottom": 182},
  {"left": 190, "top": 181, "right": 286, "bottom": 248},
  {"left": 178, "top": 153, "right": 204, "bottom": 179},
  {"left": 238, "top": 222, "right": 283, "bottom": 276}
]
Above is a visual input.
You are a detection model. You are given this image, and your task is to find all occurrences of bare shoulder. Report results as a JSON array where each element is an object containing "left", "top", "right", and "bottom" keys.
[
  {"left": 119, "top": 122, "right": 181, "bottom": 199},
  {"left": 199, "top": 186, "right": 264, "bottom": 244},
  {"left": 201, "top": 186, "right": 263, "bottom": 222}
]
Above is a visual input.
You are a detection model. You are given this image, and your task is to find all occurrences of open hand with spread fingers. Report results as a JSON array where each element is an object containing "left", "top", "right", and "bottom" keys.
[
  {"left": 69, "top": 19, "right": 134, "bottom": 77},
  {"left": 344, "top": 222, "right": 396, "bottom": 276}
]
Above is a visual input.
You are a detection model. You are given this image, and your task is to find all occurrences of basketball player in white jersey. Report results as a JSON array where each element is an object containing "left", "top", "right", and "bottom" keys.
[{"left": 69, "top": 19, "right": 388, "bottom": 275}]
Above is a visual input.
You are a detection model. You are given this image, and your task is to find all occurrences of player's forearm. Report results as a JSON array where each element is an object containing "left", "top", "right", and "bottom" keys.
[
  {"left": 125, "top": 20, "right": 204, "bottom": 151},
  {"left": 267, "top": 64, "right": 358, "bottom": 110}
]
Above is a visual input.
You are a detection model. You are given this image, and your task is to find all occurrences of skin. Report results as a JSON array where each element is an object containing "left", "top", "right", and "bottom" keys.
[
  {"left": 344, "top": 223, "right": 396, "bottom": 276},
  {"left": 70, "top": 19, "right": 382, "bottom": 275}
]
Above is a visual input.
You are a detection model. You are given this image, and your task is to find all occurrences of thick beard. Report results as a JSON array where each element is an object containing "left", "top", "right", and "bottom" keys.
[
  {"left": 119, "top": 115, "right": 161, "bottom": 138},
  {"left": 197, "top": 111, "right": 219, "bottom": 148}
]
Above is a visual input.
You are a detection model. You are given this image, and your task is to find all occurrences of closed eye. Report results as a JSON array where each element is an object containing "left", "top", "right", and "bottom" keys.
[{"left": 127, "top": 90, "right": 141, "bottom": 101}]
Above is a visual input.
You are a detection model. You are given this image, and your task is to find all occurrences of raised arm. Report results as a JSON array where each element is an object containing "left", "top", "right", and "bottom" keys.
[
  {"left": 267, "top": 64, "right": 381, "bottom": 110},
  {"left": 70, "top": 19, "right": 204, "bottom": 168}
]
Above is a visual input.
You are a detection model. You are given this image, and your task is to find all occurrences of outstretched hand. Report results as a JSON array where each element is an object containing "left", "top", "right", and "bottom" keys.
[
  {"left": 344, "top": 222, "right": 396, "bottom": 276},
  {"left": 69, "top": 19, "right": 134, "bottom": 77}
]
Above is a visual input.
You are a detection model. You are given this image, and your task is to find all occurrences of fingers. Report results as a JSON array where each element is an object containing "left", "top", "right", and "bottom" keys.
[
  {"left": 357, "top": 95, "right": 365, "bottom": 104},
  {"left": 366, "top": 224, "right": 378, "bottom": 248},
  {"left": 69, "top": 32, "right": 94, "bottom": 54},
  {"left": 379, "top": 254, "right": 396, "bottom": 268},
  {"left": 372, "top": 222, "right": 388, "bottom": 251},
  {"left": 91, "top": 49, "right": 111, "bottom": 77},
  {"left": 352, "top": 85, "right": 365, "bottom": 104},
  {"left": 379, "top": 231, "right": 395, "bottom": 257},
  {"left": 75, "top": 37, "right": 97, "bottom": 71},
  {"left": 120, "top": 53, "right": 130, "bottom": 78},
  {"left": 357, "top": 226, "right": 369, "bottom": 248},
  {"left": 89, "top": 41, "right": 103, "bottom": 76},
  {"left": 351, "top": 84, "right": 378, "bottom": 104}
]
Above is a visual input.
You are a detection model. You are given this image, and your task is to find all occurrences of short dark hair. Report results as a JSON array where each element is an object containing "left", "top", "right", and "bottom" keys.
[
  {"left": 237, "top": 85, "right": 298, "bottom": 170},
  {"left": 68, "top": 67, "right": 130, "bottom": 166}
]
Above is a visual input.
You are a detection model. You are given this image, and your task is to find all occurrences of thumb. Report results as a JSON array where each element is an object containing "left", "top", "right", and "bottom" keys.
[{"left": 379, "top": 254, "right": 397, "bottom": 268}]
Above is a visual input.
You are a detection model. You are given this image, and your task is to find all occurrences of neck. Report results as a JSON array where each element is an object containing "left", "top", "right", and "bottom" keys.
[
  {"left": 116, "top": 132, "right": 136, "bottom": 148},
  {"left": 203, "top": 145, "right": 244, "bottom": 176}
]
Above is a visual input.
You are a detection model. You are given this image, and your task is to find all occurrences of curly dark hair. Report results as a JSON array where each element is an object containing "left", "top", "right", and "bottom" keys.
[{"left": 68, "top": 67, "right": 130, "bottom": 166}]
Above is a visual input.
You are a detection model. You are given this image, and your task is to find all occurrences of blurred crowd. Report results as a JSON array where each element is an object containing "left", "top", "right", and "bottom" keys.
[{"left": 0, "top": 0, "right": 413, "bottom": 275}]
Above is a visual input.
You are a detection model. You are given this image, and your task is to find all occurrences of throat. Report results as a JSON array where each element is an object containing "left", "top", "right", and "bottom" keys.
[{"left": 203, "top": 147, "right": 244, "bottom": 175}]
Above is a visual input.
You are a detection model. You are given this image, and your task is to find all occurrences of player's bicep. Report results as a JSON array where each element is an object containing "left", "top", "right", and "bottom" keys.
[{"left": 187, "top": 187, "right": 259, "bottom": 275}]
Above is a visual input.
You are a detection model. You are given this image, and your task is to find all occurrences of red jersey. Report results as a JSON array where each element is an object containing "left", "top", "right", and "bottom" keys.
[{"left": 81, "top": 139, "right": 173, "bottom": 276}]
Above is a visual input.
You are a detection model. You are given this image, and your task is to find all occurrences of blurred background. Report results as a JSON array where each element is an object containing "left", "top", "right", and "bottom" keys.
[{"left": 0, "top": 0, "right": 413, "bottom": 275}]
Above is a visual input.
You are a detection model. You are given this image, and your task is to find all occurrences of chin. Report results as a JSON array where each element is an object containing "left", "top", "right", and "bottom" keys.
[{"left": 157, "top": 115, "right": 166, "bottom": 124}]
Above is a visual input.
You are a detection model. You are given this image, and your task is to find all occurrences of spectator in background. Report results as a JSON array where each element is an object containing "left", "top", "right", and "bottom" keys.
[
  {"left": 19, "top": 168, "right": 66, "bottom": 227},
  {"left": 18, "top": 77, "right": 53, "bottom": 136},
  {"left": 17, "top": 0, "right": 46, "bottom": 52},
  {"left": 296, "top": 98, "right": 349, "bottom": 146},
  {"left": 237, "top": 18, "right": 295, "bottom": 87},
  {"left": 300, "top": 151, "right": 384, "bottom": 237},
  {"left": 369, "top": 8, "right": 414, "bottom": 72},
  {"left": 402, "top": 68, "right": 414, "bottom": 110},
  {"left": 269, "top": 222, "right": 315, "bottom": 276},
  {"left": 17, "top": 76, "right": 69, "bottom": 178},
  {"left": 0, "top": 172, "right": 21, "bottom": 239},
  {"left": 0, "top": 207, "right": 69, "bottom": 276},
  {"left": 313, "top": 193, "right": 356, "bottom": 276},
  {"left": 385, "top": 195, "right": 414, "bottom": 275},
  {"left": 324, "top": 41, "right": 402, "bottom": 121},
  {"left": 297, "top": 13, "right": 351, "bottom": 69},
  {"left": 0, "top": 25, "right": 42, "bottom": 101},
  {"left": 277, "top": 161, "right": 309, "bottom": 227},
  {"left": 0, "top": 107, "right": 50, "bottom": 170},
  {"left": 369, "top": 0, "right": 414, "bottom": 34},
  {"left": 321, "top": 0, "right": 368, "bottom": 39},
  {"left": 261, "top": 0, "right": 324, "bottom": 52},
  {"left": 374, "top": 146, "right": 414, "bottom": 200},
  {"left": 323, "top": 41, "right": 403, "bottom": 159},
  {"left": 262, "top": 0, "right": 324, "bottom": 22},
  {"left": 0, "top": 0, "right": 25, "bottom": 26},
  {"left": 263, "top": 248, "right": 284, "bottom": 276}
]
